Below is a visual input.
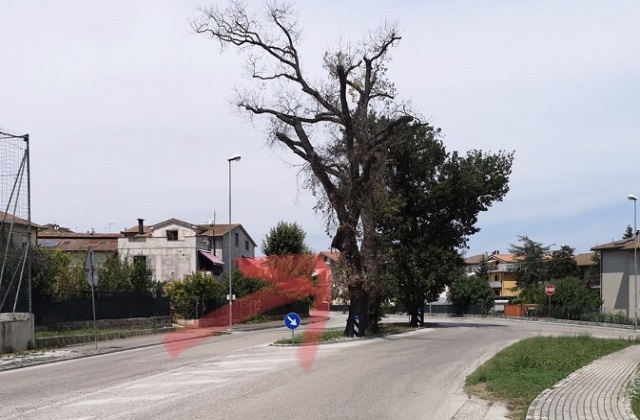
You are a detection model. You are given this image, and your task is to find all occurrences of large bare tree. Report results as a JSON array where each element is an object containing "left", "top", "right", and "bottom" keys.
[{"left": 194, "top": 1, "right": 417, "bottom": 335}]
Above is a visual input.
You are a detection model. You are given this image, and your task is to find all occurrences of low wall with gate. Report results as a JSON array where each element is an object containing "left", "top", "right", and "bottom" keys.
[{"left": 0, "top": 312, "right": 34, "bottom": 353}]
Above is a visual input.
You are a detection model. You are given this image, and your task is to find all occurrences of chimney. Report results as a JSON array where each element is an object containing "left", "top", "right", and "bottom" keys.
[{"left": 137, "top": 218, "right": 144, "bottom": 234}]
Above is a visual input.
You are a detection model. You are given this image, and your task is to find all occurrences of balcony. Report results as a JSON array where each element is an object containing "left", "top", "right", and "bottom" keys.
[{"left": 489, "top": 263, "right": 516, "bottom": 273}]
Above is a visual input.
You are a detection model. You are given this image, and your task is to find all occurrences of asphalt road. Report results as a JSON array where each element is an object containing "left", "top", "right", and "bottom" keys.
[{"left": 1, "top": 316, "right": 638, "bottom": 420}]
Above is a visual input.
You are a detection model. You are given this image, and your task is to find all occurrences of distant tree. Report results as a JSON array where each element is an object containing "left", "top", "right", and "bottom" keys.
[
  {"left": 261, "top": 221, "right": 311, "bottom": 256},
  {"left": 623, "top": 225, "right": 634, "bottom": 239},
  {"left": 585, "top": 252, "right": 601, "bottom": 288},
  {"left": 547, "top": 277, "right": 602, "bottom": 320},
  {"left": 547, "top": 245, "right": 579, "bottom": 280},
  {"left": 164, "top": 271, "right": 225, "bottom": 318},
  {"left": 98, "top": 254, "right": 156, "bottom": 293},
  {"left": 226, "top": 270, "right": 270, "bottom": 299},
  {"left": 31, "top": 248, "right": 85, "bottom": 301},
  {"left": 98, "top": 254, "right": 133, "bottom": 292},
  {"left": 475, "top": 254, "right": 490, "bottom": 280},
  {"left": 447, "top": 273, "right": 495, "bottom": 314},
  {"left": 509, "top": 236, "right": 551, "bottom": 292}
]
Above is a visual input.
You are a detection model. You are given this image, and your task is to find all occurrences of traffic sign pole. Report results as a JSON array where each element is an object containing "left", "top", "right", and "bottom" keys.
[
  {"left": 545, "top": 284, "right": 555, "bottom": 318},
  {"left": 85, "top": 248, "right": 99, "bottom": 350},
  {"left": 284, "top": 312, "right": 301, "bottom": 344}
]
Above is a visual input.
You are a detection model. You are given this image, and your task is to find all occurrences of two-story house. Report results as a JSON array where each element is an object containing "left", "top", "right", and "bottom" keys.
[
  {"left": 591, "top": 238, "right": 637, "bottom": 317},
  {"left": 118, "top": 218, "right": 256, "bottom": 281}
]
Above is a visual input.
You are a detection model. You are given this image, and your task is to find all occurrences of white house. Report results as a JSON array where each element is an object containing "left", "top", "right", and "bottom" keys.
[{"left": 118, "top": 218, "right": 256, "bottom": 281}]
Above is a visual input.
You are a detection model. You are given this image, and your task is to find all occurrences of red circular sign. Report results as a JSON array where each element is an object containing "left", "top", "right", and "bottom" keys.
[{"left": 545, "top": 284, "right": 555, "bottom": 296}]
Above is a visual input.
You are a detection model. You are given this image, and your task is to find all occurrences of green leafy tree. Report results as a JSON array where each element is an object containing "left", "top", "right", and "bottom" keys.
[
  {"left": 261, "top": 221, "right": 311, "bottom": 256},
  {"left": 547, "top": 245, "right": 579, "bottom": 280},
  {"left": 585, "top": 252, "right": 601, "bottom": 288},
  {"left": 547, "top": 277, "right": 602, "bottom": 320},
  {"left": 475, "top": 254, "right": 490, "bottom": 280},
  {"left": 164, "top": 271, "right": 225, "bottom": 318},
  {"left": 447, "top": 274, "right": 495, "bottom": 314},
  {"left": 377, "top": 125, "right": 513, "bottom": 325},
  {"left": 97, "top": 254, "right": 133, "bottom": 292},
  {"left": 623, "top": 225, "right": 634, "bottom": 239},
  {"left": 509, "top": 236, "right": 551, "bottom": 293},
  {"left": 31, "top": 248, "right": 85, "bottom": 301},
  {"left": 98, "top": 254, "right": 156, "bottom": 293}
]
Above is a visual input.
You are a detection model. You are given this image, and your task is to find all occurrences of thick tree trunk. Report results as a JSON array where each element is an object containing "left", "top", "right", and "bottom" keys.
[{"left": 344, "top": 284, "right": 368, "bottom": 337}]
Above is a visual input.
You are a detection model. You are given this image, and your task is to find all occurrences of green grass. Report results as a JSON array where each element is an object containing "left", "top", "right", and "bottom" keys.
[
  {"left": 274, "top": 322, "right": 421, "bottom": 345},
  {"left": 35, "top": 327, "right": 152, "bottom": 338},
  {"left": 630, "top": 377, "right": 640, "bottom": 418},
  {"left": 466, "top": 335, "right": 639, "bottom": 419}
]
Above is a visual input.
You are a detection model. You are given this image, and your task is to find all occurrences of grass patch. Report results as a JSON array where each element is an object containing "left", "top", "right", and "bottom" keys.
[
  {"left": 466, "top": 335, "right": 639, "bottom": 419},
  {"left": 274, "top": 322, "right": 422, "bottom": 345},
  {"left": 630, "top": 376, "right": 640, "bottom": 418},
  {"left": 35, "top": 327, "right": 152, "bottom": 338}
]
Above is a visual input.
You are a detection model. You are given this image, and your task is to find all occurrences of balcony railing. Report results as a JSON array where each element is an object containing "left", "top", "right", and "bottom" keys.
[{"left": 489, "top": 263, "right": 516, "bottom": 272}]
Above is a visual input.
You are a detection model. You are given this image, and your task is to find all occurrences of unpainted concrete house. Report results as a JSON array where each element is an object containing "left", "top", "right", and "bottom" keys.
[{"left": 118, "top": 218, "right": 256, "bottom": 281}]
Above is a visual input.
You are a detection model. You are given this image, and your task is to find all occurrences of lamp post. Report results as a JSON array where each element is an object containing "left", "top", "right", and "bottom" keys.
[
  {"left": 227, "top": 154, "right": 241, "bottom": 331},
  {"left": 628, "top": 194, "right": 637, "bottom": 330}
]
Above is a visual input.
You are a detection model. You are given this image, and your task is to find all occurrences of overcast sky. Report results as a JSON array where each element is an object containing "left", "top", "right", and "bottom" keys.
[{"left": 1, "top": 1, "right": 639, "bottom": 257}]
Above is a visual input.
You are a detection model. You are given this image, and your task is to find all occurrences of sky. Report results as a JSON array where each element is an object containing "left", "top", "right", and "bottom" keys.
[{"left": 1, "top": 1, "right": 639, "bottom": 258}]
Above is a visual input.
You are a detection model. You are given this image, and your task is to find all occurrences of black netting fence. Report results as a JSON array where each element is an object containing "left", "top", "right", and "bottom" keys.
[{"left": 0, "top": 128, "right": 31, "bottom": 314}]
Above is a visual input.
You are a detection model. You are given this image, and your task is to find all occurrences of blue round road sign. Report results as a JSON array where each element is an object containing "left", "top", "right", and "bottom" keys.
[{"left": 284, "top": 312, "right": 301, "bottom": 330}]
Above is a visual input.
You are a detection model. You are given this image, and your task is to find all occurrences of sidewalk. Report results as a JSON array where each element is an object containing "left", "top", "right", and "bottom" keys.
[
  {"left": 0, "top": 315, "right": 325, "bottom": 372},
  {"left": 526, "top": 344, "right": 640, "bottom": 420}
]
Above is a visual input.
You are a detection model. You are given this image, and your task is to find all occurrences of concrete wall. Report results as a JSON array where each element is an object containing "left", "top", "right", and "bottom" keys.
[
  {"left": 0, "top": 313, "right": 34, "bottom": 353},
  {"left": 220, "top": 226, "right": 256, "bottom": 275},
  {"left": 601, "top": 250, "right": 630, "bottom": 315},
  {"left": 119, "top": 223, "right": 199, "bottom": 281}
]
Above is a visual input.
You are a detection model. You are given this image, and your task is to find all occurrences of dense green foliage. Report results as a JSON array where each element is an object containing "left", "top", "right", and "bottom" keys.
[
  {"left": 474, "top": 254, "right": 490, "bottom": 280},
  {"left": 378, "top": 125, "right": 513, "bottom": 325},
  {"left": 163, "top": 271, "right": 225, "bottom": 318},
  {"left": 509, "top": 236, "right": 551, "bottom": 291},
  {"left": 31, "top": 248, "right": 85, "bottom": 301},
  {"left": 261, "top": 221, "right": 311, "bottom": 256},
  {"left": 547, "top": 245, "right": 579, "bottom": 280},
  {"left": 98, "top": 254, "right": 157, "bottom": 293},
  {"left": 547, "top": 277, "right": 602, "bottom": 319},
  {"left": 466, "top": 336, "right": 637, "bottom": 419},
  {"left": 447, "top": 274, "right": 495, "bottom": 313},
  {"left": 31, "top": 250, "right": 159, "bottom": 301}
]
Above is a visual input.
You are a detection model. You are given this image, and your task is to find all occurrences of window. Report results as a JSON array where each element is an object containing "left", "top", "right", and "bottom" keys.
[
  {"left": 166, "top": 230, "right": 178, "bottom": 241},
  {"left": 245, "top": 240, "right": 249, "bottom": 251},
  {"left": 235, "top": 232, "right": 239, "bottom": 247}
]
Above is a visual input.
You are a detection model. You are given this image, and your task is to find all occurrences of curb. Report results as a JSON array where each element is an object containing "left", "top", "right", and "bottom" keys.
[{"left": 35, "top": 327, "right": 178, "bottom": 349}]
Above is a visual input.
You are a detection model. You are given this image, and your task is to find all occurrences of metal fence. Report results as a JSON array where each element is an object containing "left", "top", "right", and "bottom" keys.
[{"left": 0, "top": 129, "right": 31, "bottom": 314}]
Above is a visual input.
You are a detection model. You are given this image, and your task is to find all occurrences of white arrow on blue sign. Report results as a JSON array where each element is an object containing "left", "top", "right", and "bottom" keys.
[{"left": 284, "top": 312, "right": 301, "bottom": 330}]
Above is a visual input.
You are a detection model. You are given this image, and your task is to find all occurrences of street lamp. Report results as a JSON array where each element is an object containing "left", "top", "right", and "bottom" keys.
[
  {"left": 228, "top": 154, "right": 241, "bottom": 331},
  {"left": 628, "top": 194, "right": 637, "bottom": 330}
]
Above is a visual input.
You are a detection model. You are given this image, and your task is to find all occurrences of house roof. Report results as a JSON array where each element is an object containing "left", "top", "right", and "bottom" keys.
[
  {"left": 0, "top": 211, "right": 41, "bottom": 228},
  {"left": 487, "top": 254, "right": 520, "bottom": 263},
  {"left": 38, "top": 229, "right": 121, "bottom": 252},
  {"left": 574, "top": 252, "right": 595, "bottom": 267},
  {"left": 591, "top": 238, "right": 640, "bottom": 251},
  {"left": 464, "top": 254, "right": 486, "bottom": 265},
  {"left": 196, "top": 223, "right": 257, "bottom": 246},
  {"left": 121, "top": 219, "right": 257, "bottom": 246},
  {"left": 196, "top": 223, "right": 241, "bottom": 237}
]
